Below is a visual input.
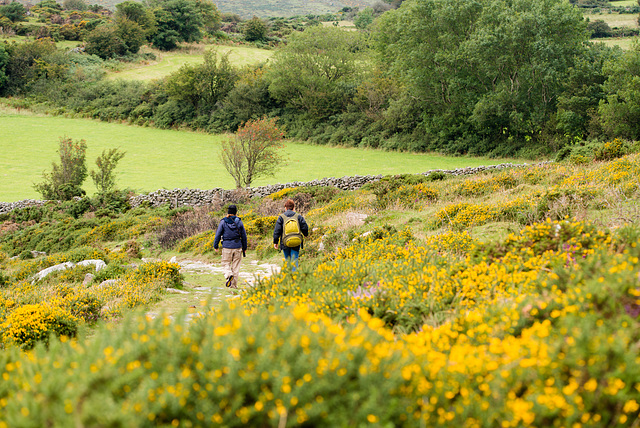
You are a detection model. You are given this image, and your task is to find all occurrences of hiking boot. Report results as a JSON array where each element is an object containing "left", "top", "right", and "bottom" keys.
[{"left": 225, "top": 275, "right": 234, "bottom": 287}]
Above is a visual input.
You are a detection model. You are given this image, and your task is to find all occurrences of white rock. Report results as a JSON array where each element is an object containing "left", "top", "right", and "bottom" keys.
[
  {"left": 166, "top": 287, "right": 189, "bottom": 294},
  {"left": 77, "top": 259, "right": 107, "bottom": 272},
  {"left": 32, "top": 262, "right": 75, "bottom": 282}
]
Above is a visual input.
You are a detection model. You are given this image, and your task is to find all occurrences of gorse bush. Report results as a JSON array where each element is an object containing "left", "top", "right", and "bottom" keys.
[{"left": 0, "top": 303, "right": 78, "bottom": 350}]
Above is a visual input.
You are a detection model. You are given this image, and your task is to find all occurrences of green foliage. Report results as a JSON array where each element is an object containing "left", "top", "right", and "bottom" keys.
[
  {"left": 243, "top": 16, "right": 268, "bottom": 41},
  {"left": 84, "top": 20, "right": 146, "bottom": 59},
  {"left": 0, "top": 2, "right": 26, "bottom": 22},
  {"left": 587, "top": 19, "right": 612, "bottom": 38},
  {"left": 90, "top": 148, "right": 126, "bottom": 195},
  {"left": 267, "top": 26, "right": 366, "bottom": 120},
  {"left": 125, "top": 260, "right": 183, "bottom": 288},
  {"left": 115, "top": 0, "right": 157, "bottom": 38},
  {"left": 220, "top": 116, "right": 286, "bottom": 188},
  {"left": 211, "top": 66, "right": 277, "bottom": 132},
  {"left": 165, "top": 49, "right": 238, "bottom": 113},
  {"left": 364, "top": 174, "right": 430, "bottom": 209},
  {"left": 555, "top": 43, "right": 620, "bottom": 140},
  {"left": 33, "top": 136, "right": 88, "bottom": 201},
  {"left": 598, "top": 43, "right": 640, "bottom": 140},
  {"left": 0, "top": 45, "right": 8, "bottom": 95},
  {"left": 150, "top": 0, "right": 206, "bottom": 50},
  {"left": 353, "top": 7, "right": 375, "bottom": 30},
  {"left": 593, "top": 137, "right": 631, "bottom": 161},
  {"left": 374, "top": 0, "right": 589, "bottom": 155},
  {"left": 3, "top": 38, "right": 61, "bottom": 96},
  {"left": 62, "top": 0, "right": 88, "bottom": 11}
]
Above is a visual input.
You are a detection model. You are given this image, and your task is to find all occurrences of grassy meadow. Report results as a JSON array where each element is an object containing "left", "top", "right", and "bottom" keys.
[
  {"left": 0, "top": 110, "right": 516, "bottom": 202},
  {"left": 584, "top": 11, "right": 640, "bottom": 28},
  {"left": 105, "top": 45, "right": 274, "bottom": 81}
]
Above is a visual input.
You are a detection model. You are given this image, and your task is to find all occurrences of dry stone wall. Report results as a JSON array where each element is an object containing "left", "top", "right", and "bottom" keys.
[{"left": 1, "top": 163, "right": 533, "bottom": 214}]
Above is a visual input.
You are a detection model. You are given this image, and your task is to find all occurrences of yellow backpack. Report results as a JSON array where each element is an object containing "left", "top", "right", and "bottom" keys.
[{"left": 281, "top": 213, "right": 302, "bottom": 247}]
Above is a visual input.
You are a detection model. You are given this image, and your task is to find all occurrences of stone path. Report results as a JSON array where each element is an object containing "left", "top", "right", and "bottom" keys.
[{"left": 146, "top": 258, "right": 280, "bottom": 322}]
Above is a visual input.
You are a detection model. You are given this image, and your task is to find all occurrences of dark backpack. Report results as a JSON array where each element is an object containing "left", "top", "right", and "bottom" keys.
[
  {"left": 223, "top": 217, "right": 242, "bottom": 241},
  {"left": 280, "top": 213, "right": 303, "bottom": 247}
]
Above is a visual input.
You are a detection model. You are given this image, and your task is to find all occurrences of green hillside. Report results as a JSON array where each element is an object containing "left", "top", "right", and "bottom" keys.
[
  {"left": 212, "top": 0, "right": 377, "bottom": 18},
  {"left": 11, "top": 0, "right": 378, "bottom": 17}
]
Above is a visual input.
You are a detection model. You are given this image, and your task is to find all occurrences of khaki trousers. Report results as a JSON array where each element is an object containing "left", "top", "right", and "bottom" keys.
[{"left": 221, "top": 248, "right": 242, "bottom": 288}]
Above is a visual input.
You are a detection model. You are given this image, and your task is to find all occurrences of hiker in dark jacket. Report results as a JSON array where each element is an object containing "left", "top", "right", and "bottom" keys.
[
  {"left": 273, "top": 199, "right": 309, "bottom": 272},
  {"left": 214, "top": 204, "right": 247, "bottom": 288}
]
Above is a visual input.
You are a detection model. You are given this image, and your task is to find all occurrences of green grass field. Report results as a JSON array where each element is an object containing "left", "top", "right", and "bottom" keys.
[
  {"left": 593, "top": 36, "right": 638, "bottom": 49},
  {"left": 583, "top": 11, "right": 640, "bottom": 28},
  {"left": 0, "top": 111, "right": 520, "bottom": 202},
  {"left": 105, "top": 45, "right": 274, "bottom": 81}
]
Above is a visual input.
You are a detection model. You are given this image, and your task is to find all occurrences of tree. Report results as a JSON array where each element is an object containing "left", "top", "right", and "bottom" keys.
[
  {"left": 267, "top": 26, "right": 366, "bottom": 120},
  {"left": 587, "top": 19, "right": 612, "bottom": 38},
  {"left": 34, "top": 137, "right": 87, "bottom": 200},
  {"left": 84, "top": 20, "right": 146, "bottom": 59},
  {"left": 4, "top": 38, "right": 61, "bottom": 95},
  {"left": 192, "top": 0, "right": 220, "bottom": 34},
  {"left": 62, "top": 0, "right": 88, "bottom": 11},
  {"left": 90, "top": 148, "right": 126, "bottom": 194},
  {"left": 0, "top": 2, "right": 26, "bottom": 22},
  {"left": 598, "top": 43, "right": 640, "bottom": 140},
  {"left": 555, "top": 43, "right": 620, "bottom": 140},
  {"left": 150, "top": 0, "right": 204, "bottom": 50},
  {"left": 374, "top": 0, "right": 588, "bottom": 155},
  {"left": 165, "top": 49, "right": 238, "bottom": 111},
  {"left": 115, "top": 1, "right": 157, "bottom": 39},
  {"left": 354, "top": 7, "right": 375, "bottom": 30},
  {"left": 243, "top": 16, "right": 267, "bottom": 42},
  {"left": 220, "top": 117, "right": 285, "bottom": 188},
  {"left": 0, "top": 45, "right": 8, "bottom": 96}
]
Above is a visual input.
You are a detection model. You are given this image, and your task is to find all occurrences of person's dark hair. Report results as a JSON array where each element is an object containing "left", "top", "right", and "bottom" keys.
[
  {"left": 227, "top": 204, "right": 237, "bottom": 215},
  {"left": 284, "top": 199, "right": 294, "bottom": 210}
]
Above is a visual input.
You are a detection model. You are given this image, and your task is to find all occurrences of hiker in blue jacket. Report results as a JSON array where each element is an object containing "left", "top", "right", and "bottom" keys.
[
  {"left": 214, "top": 204, "right": 247, "bottom": 288},
  {"left": 273, "top": 199, "right": 309, "bottom": 272}
]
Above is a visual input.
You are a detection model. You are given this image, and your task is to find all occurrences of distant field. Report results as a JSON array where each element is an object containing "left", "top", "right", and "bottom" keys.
[
  {"left": 106, "top": 45, "right": 274, "bottom": 81},
  {"left": 0, "top": 111, "right": 520, "bottom": 202},
  {"left": 592, "top": 37, "right": 638, "bottom": 49},
  {"left": 609, "top": 0, "right": 638, "bottom": 6},
  {"left": 583, "top": 11, "right": 639, "bottom": 28}
]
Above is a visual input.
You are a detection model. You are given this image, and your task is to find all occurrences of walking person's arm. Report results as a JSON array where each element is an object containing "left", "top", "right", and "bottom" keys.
[
  {"left": 299, "top": 215, "right": 309, "bottom": 237},
  {"left": 273, "top": 215, "right": 283, "bottom": 250},
  {"left": 239, "top": 220, "right": 248, "bottom": 257},
  {"left": 213, "top": 221, "right": 224, "bottom": 252}
]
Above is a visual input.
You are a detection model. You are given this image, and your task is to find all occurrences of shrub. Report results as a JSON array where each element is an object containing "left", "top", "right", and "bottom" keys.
[
  {"left": 33, "top": 136, "right": 88, "bottom": 201},
  {"left": 158, "top": 207, "right": 218, "bottom": 249},
  {"left": 593, "top": 138, "right": 629, "bottom": 161},
  {"left": 124, "top": 261, "right": 182, "bottom": 289},
  {"left": 364, "top": 174, "right": 429, "bottom": 209},
  {"left": 123, "top": 240, "right": 142, "bottom": 259},
  {"left": 66, "top": 294, "right": 102, "bottom": 323},
  {"left": 244, "top": 215, "right": 278, "bottom": 236},
  {"left": 0, "top": 303, "right": 78, "bottom": 350}
]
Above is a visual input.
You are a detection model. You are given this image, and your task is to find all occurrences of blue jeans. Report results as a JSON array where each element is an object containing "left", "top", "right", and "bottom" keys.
[{"left": 282, "top": 247, "right": 299, "bottom": 271}]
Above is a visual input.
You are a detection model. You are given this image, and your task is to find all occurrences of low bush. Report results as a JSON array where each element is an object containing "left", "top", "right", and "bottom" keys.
[
  {"left": 0, "top": 303, "right": 78, "bottom": 350},
  {"left": 124, "top": 261, "right": 183, "bottom": 289}
]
